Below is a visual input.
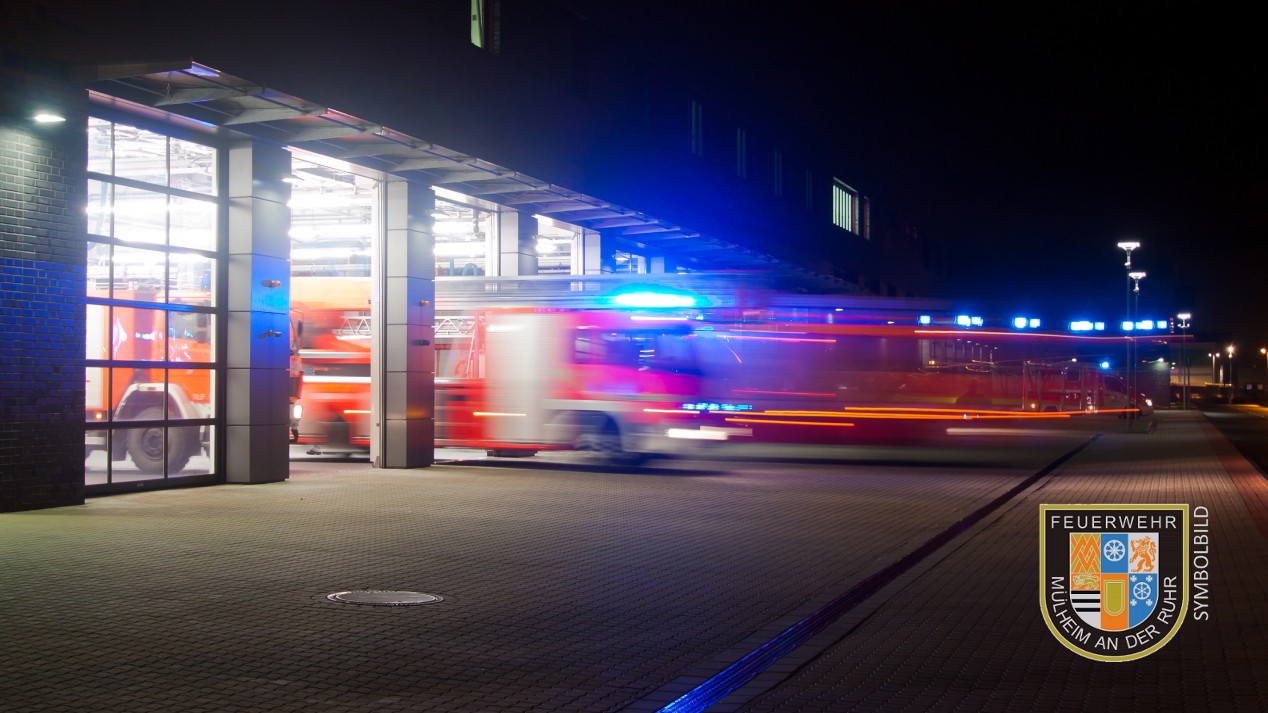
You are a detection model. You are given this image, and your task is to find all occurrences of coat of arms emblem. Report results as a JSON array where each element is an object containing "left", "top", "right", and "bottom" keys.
[{"left": 1041, "top": 504, "right": 1188, "bottom": 661}]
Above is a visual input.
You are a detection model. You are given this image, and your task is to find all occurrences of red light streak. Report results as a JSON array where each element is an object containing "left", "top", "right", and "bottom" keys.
[{"left": 726, "top": 417, "right": 855, "bottom": 427}]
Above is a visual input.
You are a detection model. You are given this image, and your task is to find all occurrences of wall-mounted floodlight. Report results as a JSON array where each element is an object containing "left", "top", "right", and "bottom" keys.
[{"left": 33, "top": 112, "right": 66, "bottom": 123}]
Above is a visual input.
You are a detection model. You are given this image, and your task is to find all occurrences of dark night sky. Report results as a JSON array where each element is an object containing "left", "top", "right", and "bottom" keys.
[
  {"left": 563, "top": 2, "right": 1268, "bottom": 347},
  {"left": 18, "top": 2, "right": 1261, "bottom": 345}
]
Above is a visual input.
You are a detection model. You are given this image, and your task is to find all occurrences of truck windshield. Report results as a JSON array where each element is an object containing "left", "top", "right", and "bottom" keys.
[{"left": 574, "top": 330, "right": 700, "bottom": 374}]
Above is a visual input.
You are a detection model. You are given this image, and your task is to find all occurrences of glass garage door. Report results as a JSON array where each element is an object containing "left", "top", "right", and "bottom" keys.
[{"left": 84, "top": 116, "right": 222, "bottom": 489}]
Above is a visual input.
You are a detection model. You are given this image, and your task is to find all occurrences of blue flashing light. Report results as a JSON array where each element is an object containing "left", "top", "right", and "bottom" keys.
[
  {"left": 1122, "top": 321, "right": 1134, "bottom": 331},
  {"left": 1070, "top": 320, "right": 1094, "bottom": 332},
  {"left": 956, "top": 315, "right": 971, "bottom": 327},
  {"left": 1100, "top": 361, "right": 1111, "bottom": 369},
  {"left": 681, "top": 402, "right": 753, "bottom": 412},
  {"left": 918, "top": 315, "right": 932, "bottom": 325},
  {"left": 1135, "top": 320, "right": 1154, "bottom": 330},
  {"left": 607, "top": 286, "right": 701, "bottom": 309},
  {"left": 1030, "top": 318, "right": 1041, "bottom": 329},
  {"left": 1095, "top": 322, "right": 1106, "bottom": 331},
  {"left": 970, "top": 316, "right": 984, "bottom": 327},
  {"left": 1013, "top": 317, "right": 1028, "bottom": 329}
]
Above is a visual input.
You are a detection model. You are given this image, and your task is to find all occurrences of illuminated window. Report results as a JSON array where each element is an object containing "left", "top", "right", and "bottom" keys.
[
  {"left": 470, "top": 0, "right": 502, "bottom": 52},
  {"left": 833, "top": 179, "right": 860, "bottom": 234},
  {"left": 85, "top": 116, "right": 221, "bottom": 487},
  {"left": 471, "top": 0, "right": 486, "bottom": 47},
  {"left": 690, "top": 100, "right": 704, "bottom": 157}
]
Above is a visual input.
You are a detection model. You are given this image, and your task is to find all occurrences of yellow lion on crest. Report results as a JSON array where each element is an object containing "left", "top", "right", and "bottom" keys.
[{"left": 1130, "top": 536, "right": 1157, "bottom": 572}]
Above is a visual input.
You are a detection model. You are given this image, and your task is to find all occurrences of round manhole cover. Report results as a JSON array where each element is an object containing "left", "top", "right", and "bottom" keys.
[{"left": 327, "top": 590, "right": 444, "bottom": 606}]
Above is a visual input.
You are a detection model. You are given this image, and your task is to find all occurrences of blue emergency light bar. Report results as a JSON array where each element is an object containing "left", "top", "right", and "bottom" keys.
[
  {"left": 606, "top": 285, "right": 702, "bottom": 309},
  {"left": 681, "top": 402, "right": 754, "bottom": 412}
]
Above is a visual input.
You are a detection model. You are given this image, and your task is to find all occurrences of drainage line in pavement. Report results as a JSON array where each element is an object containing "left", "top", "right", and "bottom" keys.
[{"left": 655, "top": 435, "right": 1099, "bottom": 713}]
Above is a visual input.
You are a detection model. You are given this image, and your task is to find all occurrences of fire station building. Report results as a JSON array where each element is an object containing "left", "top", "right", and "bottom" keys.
[{"left": 1, "top": 2, "right": 946, "bottom": 511}]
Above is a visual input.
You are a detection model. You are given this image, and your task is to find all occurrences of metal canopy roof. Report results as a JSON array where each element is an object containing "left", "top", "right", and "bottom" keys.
[{"left": 86, "top": 60, "right": 853, "bottom": 291}]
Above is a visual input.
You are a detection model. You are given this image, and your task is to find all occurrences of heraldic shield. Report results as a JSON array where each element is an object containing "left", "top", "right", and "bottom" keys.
[{"left": 1040, "top": 504, "right": 1188, "bottom": 662}]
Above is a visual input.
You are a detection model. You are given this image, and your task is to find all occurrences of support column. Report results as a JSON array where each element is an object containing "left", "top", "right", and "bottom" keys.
[
  {"left": 373, "top": 178, "right": 435, "bottom": 468},
  {"left": 225, "top": 141, "right": 292, "bottom": 483},
  {"left": 497, "top": 209, "right": 538, "bottom": 276},
  {"left": 577, "top": 230, "right": 604, "bottom": 275}
]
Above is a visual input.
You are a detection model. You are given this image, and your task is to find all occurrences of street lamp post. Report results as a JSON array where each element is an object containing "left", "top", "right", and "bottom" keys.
[
  {"left": 1227, "top": 345, "right": 1236, "bottom": 403},
  {"left": 1127, "top": 270, "right": 1146, "bottom": 416},
  {"left": 1117, "top": 242, "right": 1140, "bottom": 425},
  {"left": 1178, "top": 313, "right": 1191, "bottom": 409},
  {"left": 1261, "top": 347, "right": 1267, "bottom": 404}
]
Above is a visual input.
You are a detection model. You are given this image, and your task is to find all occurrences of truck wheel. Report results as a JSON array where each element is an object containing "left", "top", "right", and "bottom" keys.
[
  {"left": 577, "top": 418, "right": 646, "bottom": 467},
  {"left": 127, "top": 407, "right": 194, "bottom": 474}
]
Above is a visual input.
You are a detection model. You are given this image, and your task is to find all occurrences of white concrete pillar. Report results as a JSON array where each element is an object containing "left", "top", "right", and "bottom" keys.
[
  {"left": 496, "top": 209, "right": 538, "bottom": 276},
  {"left": 578, "top": 230, "right": 604, "bottom": 275},
  {"left": 224, "top": 141, "right": 291, "bottom": 483},
  {"left": 372, "top": 178, "right": 435, "bottom": 468}
]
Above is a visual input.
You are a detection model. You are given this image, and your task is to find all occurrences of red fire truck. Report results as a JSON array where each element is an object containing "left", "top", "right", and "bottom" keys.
[
  {"left": 291, "top": 277, "right": 742, "bottom": 462},
  {"left": 85, "top": 292, "right": 213, "bottom": 474},
  {"left": 689, "top": 320, "right": 1146, "bottom": 442}
]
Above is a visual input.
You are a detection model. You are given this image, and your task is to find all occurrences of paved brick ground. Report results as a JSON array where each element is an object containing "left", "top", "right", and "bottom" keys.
[
  {"left": 732, "top": 412, "right": 1268, "bottom": 712},
  {"left": 1, "top": 413, "right": 1263, "bottom": 712}
]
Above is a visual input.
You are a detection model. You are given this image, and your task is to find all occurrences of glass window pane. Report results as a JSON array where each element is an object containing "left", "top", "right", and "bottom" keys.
[
  {"left": 85, "top": 366, "right": 109, "bottom": 417},
  {"left": 174, "top": 424, "right": 213, "bottom": 478},
  {"left": 169, "top": 252, "right": 215, "bottom": 306},
  {"left": 169, "top": 195, "right": 217, "bottom": 251},
  {"left": 169, "top": 137, "right": 217, "bottom": 195},
  {"left": 168, "top": 314, "right": 214, "bottom": 363},
  {"left": 112, "top": 245, "right": 167, "bottom": 302},
  {"left": 168, "top": 424, "right": 206, "bottom": 476},
  {"left": 86, "top": 180, "right": 112, "bottom": 237},
  {"left": 111, "top": 307, "right": 166, "bottom": 361},
  {"left": 109, "top": 366, "right": 165, "bottom": 417},
  {"left": 112, "top": 123, "right": 168, "bottom": 187},
  {"left": 86, "top": 242, "right": 111, "bottom": 299},
  {"left": 113, "top": 184, "right": 167, "bottom": 245},
  {"left": 84, "top": 429, "right": 110, "bottom": 486},
  {"left": 86, "top": 305, "right": 110, "bottom": 360},
  {"left": 167, "top": 368, "right": 214, "bottom": 418},
  {"left": 112, "top": 424, "right": 169, "bottom": 478},
  {"left": 87, "top": 118, "right": 112, "bottom": 175}
]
